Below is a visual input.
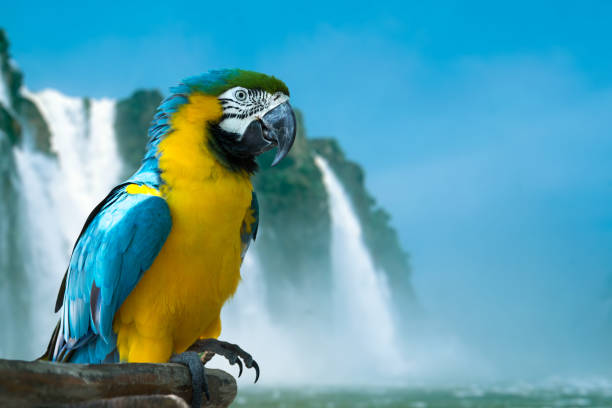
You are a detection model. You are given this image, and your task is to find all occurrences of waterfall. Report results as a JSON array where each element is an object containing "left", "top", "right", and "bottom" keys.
[
  {"left": 0, "top": 65, "right": 28, "bottom": 358},
  {"left": 2, "top": 90, "right": 122, "bottom": 358},
  {"left": 218, "top": 250, "right": 307, "bottom": 383},
  {"left": 27, "top": 90, "right": 120, "bottom": 226},
  {"left": 0, "top": 64, "right": 9, "bottom": 108},
  {"left": 223, "top": 252, "right": 270, "bottom": 326},
  {"left": 314, "top": 155, "right": 405, "bottom": 377}
]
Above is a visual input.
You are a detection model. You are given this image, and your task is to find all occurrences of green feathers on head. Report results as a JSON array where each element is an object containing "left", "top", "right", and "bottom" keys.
[{"left": 179, "top": 69, "right": 290, "bottom": 97}]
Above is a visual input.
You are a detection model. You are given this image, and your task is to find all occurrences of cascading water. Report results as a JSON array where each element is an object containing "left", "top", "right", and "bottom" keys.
[
  {"left": 0, "top": 61, "right": 10, "bottom": 108},
  {"left": 3, "top": 89, "right": 123, "bottom": 358},
  {"left": 0, "top": 69, "right": 30, "bottom": 358},
  {"left": 217, "top": 251, "right": 305, "bottom": 383},
  {"left": 314, "top": 155, "right": 405, "bottom": 378},
  {"left": 27, "top": 90, "right": 121, "bottom": 229}
]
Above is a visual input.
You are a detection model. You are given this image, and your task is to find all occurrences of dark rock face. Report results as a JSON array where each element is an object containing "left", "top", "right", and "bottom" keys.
[
  {"left": 0, "top": 30, "right": 22, "bottom": 145},
  {"left": 0, "top": 29, "right": 22, "bottom": 107},
  {"left": 114, "top": 89, "right": 163, "bottom": 178},
  {"left": 0, "top": 29, "right": 53, "bottom": 154},
  {"left": 0, "top": 104, "right": 20, "bottom": 144},
  {"left": 16, "top": 97, "right": 53, "bottom": 153}
]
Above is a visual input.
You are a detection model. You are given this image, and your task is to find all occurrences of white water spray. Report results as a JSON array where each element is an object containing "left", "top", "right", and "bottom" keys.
[
  {"left": 0, "top": 64, "right": 10, "bottom": 108},
  {"left": 218, "top": 251, "right": 308, "bottom": 384},
  {"left": 28, "top": 90, "right": 120, "bottom": 235},
  {"left": 314, "top": 155, "right": 405, "bottom": 376},
  {"left": 4, "top": 90, "right": 123, "bottom": 358}
]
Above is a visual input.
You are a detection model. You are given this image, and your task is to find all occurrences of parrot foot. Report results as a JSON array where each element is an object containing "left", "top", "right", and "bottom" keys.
[
  {"left": 170, "top": 351, "right": 209, "bottom": 408},
  {"left": 188, "top": 338, "right": 260, "bottom": 383}
]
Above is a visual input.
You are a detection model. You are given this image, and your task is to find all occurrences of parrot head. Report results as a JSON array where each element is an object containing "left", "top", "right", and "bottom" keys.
[{"left": 148, "top": 69, "right": 296, "bottom": 174}]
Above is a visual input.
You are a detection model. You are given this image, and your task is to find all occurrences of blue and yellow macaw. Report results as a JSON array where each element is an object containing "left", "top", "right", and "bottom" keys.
[{"left": 40, "top": 70, "right": 296, "bottom": 404}]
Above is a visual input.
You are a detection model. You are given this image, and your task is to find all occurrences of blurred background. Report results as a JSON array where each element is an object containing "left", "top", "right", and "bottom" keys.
[{"left": 1, "top": 2, "right": 612, "bottom": 407}]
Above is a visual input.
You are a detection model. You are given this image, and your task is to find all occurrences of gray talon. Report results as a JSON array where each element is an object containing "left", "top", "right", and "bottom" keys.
[
  {"left": 171, "top": 351, "right": 209, "bottom": 407},
  {"left": 188, "top": 338, "right": 260, "bottom": 383},
  {"left": 252, "top": 360, "right": 260, "bottom": 383},
  {"left": 234, "top": 356, "right": 244, "bottom": 377}
]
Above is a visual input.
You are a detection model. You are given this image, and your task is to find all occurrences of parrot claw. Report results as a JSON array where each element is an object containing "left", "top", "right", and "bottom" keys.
[
  {"left": 188, "top": 338, "right": 260, "bottom": 383},
  {"left": 234, "top": 355, "right": 244, "bottom": 377},
  {"left": 252, "top": 360, "right": 260, "bottom": 383},
  {"left": 170, "top": 351, "right": 209, "bottom": 408}
]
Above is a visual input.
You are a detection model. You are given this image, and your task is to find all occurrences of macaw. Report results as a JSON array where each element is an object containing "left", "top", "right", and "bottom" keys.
[{"left": 40, "top": 70, "right": 296, "bottom": 406}]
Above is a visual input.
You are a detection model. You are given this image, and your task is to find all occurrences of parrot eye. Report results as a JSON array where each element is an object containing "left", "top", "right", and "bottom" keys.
[{"left": 235, "top": 89, "right": 248, "bottom": 102}]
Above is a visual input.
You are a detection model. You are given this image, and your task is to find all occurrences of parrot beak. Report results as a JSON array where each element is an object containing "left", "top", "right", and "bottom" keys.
[
  {"left": 261, "top": 102, "right": 296, "bottom": 166},
  {"left": 239, "top": 102, "right": 296, "bottom": 166}
]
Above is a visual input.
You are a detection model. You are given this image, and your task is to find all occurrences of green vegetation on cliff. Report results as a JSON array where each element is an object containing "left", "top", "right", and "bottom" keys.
[
  {"left": 0, "top": 29, "right": 21, "bottom": 107},
  {"left": 114, "top": 90, "right": 163, "bottom": 178},
  {"left": 0, "top": 29, "right": 52, "bottom": 153},
  {"left": 0, "top": 104, "right": 20, "bottom": 145},
  {"left": 0, "top": 29, "right": 21, "bottom": 145}
]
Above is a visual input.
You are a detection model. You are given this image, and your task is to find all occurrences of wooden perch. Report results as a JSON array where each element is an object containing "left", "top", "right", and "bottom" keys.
[{"left": 0, "top": 359, "right": 236, "bottom": 408}]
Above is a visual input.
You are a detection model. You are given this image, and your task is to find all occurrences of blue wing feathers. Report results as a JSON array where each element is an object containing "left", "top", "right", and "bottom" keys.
[{"left": 53, "top": 185, "right": 172, "bottom": 362}]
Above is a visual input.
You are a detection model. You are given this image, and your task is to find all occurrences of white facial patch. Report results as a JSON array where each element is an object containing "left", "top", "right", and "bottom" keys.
[{"left": 217, "top": 87, "right": 289, "bottom": 138}]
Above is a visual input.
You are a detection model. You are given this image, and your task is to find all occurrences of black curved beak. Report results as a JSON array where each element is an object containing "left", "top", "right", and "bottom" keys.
[
  {"left": 240, "top": 102, "right": 296, "bottom": 166},
  {"left": 261, "top": 102, "right": 296, "bottom": 166}
]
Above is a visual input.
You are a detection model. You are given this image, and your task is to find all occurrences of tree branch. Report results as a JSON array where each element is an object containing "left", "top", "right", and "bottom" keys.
[{"left": 0, "top": 359, "right": 236, "bottom": 407}]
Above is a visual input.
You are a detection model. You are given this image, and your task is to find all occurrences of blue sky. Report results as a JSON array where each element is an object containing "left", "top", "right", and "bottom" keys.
[{"left": 3, "top": 1, "right": 612, "bottom": 376}]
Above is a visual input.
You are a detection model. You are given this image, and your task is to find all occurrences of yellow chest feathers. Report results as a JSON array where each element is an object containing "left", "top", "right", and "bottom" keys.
[
  {"left": 157, "top": 92, "right": 253, "bottom": 270},
  {"left": 114, "top": 93, "right": 253, "bottom": 362}
]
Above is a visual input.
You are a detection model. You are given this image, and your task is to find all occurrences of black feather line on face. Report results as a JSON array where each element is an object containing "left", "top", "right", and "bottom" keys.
[{"left": 207, "top": 123, "right": 259, "bottom": 174}]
